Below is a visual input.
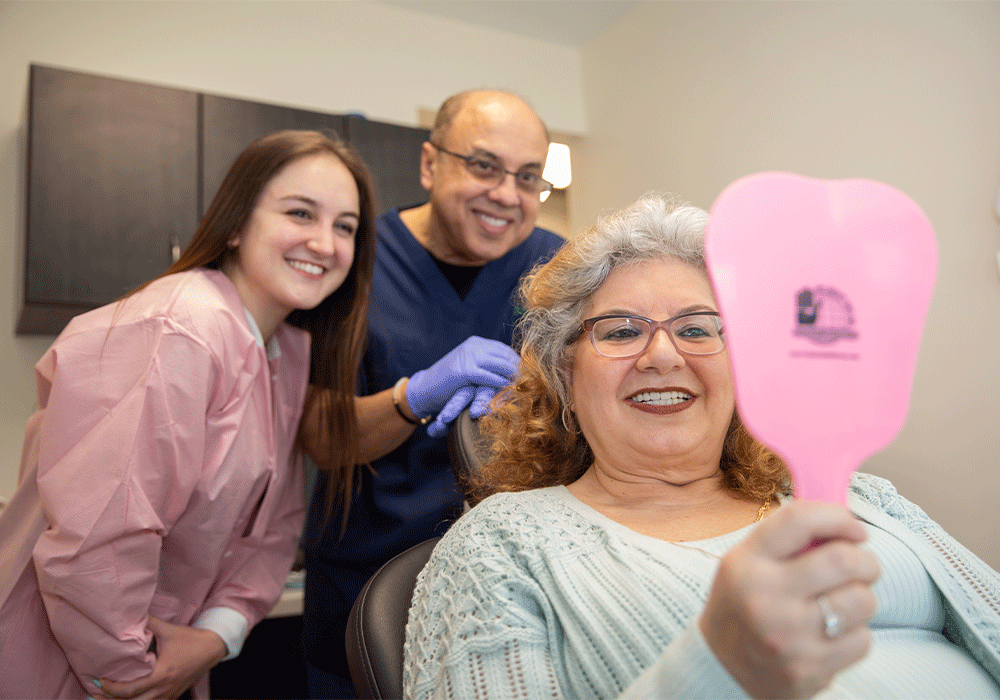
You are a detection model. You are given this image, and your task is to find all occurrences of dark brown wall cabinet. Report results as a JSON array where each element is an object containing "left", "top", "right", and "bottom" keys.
[{"left": 18, "top": 64, "right": 429, "bottom": 335}]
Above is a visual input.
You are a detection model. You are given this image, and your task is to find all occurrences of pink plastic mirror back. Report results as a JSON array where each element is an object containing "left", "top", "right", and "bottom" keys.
[{"left": 704, "top": 172, "right": 937, "bottom": 504}]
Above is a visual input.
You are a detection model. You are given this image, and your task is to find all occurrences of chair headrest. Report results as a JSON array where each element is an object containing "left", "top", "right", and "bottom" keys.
[{"left": 446, "top": 408, "right": 492, "bottom": 501}]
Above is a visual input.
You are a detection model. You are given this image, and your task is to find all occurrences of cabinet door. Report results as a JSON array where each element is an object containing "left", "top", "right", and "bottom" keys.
[
  {"left": 18, "top": 65, "right": 198, "bottom": 334},
  {"left": 201, "top": 95, "right": 347, "bottom": 219},
  {"left": 345, "top": 115, "right": 429, "bottom": 212}
]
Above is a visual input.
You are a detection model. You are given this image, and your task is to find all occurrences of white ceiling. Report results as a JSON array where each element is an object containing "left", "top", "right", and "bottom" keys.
[{"left": 378, "top": 0, "right": 640, "bottom": 48}]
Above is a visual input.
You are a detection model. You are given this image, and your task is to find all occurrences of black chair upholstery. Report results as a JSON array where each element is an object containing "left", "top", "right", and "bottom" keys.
[
  {"left": 344, "top": 411, "right": 487, "bottom": 698},
  {"left": 447, "top": 407, "right": 492, "bottom": 501},
  {"left": 345, "top": 536, "right": 441, "bottom": 700}
]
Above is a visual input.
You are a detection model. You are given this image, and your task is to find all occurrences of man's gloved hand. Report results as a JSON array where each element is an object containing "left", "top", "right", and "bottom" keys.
[
  {"left": 406, "top": 337, "right": 519, "bottom": 438},
  {"left": 425, "top": 385, "right": 500, "bottom": 438}
]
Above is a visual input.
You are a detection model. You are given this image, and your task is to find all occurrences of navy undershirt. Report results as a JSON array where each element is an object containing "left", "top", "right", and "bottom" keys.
[{"left": 431, "top": 257, "right": 483, "bottom": 300}]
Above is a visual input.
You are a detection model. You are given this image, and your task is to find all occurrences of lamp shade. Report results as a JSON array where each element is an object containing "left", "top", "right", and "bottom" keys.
[{"left": 543, "top": 142, "right": 571, "bottom": 189}]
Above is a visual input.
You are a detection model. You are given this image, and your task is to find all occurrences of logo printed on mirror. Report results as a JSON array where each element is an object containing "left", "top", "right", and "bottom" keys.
[{"left": 790, "top": 286, "right": 859, "bottom": 360}]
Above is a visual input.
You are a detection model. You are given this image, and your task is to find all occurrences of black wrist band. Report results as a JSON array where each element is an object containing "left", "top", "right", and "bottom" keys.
[{"left": 392, "top": 377, "right": 431, "bottom": 425}]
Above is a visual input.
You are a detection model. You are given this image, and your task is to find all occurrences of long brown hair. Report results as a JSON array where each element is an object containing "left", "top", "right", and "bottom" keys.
[
  {"left": 467, "top": 193, "right": 789, "bottom": 506},
  {"left": 134, "top": 129, "right": 377, "bottom": 525}
]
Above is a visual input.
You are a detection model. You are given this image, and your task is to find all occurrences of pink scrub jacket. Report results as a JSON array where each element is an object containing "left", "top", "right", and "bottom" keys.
[{"left": 0, "top": 269, "right": 309, "bottom": 698}]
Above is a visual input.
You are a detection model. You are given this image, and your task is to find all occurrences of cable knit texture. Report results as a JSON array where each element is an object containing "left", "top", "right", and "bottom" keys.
[
  {"left": 404, "top": 472, "right": 1000, "bottom": 700},
  {"left": 848, "top": 473, "right": 1000, "bottom": 684}
]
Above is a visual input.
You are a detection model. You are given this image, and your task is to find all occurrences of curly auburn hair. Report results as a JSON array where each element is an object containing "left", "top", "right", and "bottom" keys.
[{"left": 466, "top": 193, "right": 790, "bottom": 507}]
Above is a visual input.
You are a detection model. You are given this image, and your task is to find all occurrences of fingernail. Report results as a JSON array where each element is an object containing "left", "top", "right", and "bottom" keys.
[
  {"left": 88, "top": 696, "right": 96, "bottom": 700},
  {"left": 93, "top": 679, "right": 102, "bottom": 688}
]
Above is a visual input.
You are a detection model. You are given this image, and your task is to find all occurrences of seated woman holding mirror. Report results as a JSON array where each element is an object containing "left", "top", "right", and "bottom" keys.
[{"left": 403, "top": 193, "right": 1000, "bottom": 699}]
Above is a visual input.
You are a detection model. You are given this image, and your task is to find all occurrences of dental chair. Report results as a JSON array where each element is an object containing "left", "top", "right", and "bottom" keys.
[
  {"left": 345, "top": 409, "right": 488, "bottom": 698},
  {"left": 344, "top": 536, "right": 441, "bottom": 699}
]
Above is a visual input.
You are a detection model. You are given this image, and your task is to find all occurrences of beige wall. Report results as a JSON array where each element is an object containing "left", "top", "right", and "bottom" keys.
[
  {"left": 0, "top": 0, "right": 584, "bottom": 498},
  {"left": 2, "top": 0, "right": 998, "bottom": 572},
  {"left": 575, "top": 0, "right": 1000, "bottom": 569}
]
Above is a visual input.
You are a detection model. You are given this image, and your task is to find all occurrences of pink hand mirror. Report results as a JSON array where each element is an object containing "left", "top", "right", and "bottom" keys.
[{"left": 704, "top": 172, "right": 937, "bottom": 504}]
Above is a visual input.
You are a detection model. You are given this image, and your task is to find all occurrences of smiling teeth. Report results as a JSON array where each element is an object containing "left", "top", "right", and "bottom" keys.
[
  {"left": 632, "top": 391, "right": 693, "bottom": 406},
  {"left": 288, "top": 259, "right": 324, "bottom": 275},
  {"left": 478, "top": 213, "right": 508, "bottom": 227}
]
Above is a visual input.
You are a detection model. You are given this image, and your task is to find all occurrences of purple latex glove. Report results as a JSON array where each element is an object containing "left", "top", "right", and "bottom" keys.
[
  {"left": 406, "top": 336, "right": 519, "bottom": 437},
  {"left": 424, "top": 385, "right": 499, "bottom": 438}
]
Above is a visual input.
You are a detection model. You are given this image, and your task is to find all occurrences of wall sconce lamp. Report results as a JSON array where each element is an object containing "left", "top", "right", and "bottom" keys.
[{"left": 540, "top": 142, "right": 571, "bottom": 202}]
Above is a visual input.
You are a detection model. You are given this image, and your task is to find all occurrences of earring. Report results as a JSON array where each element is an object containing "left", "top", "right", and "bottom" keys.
[
  {"left": 561, "top": 405, "right": 576, "bottom": 433},
  {"left": 227, "top": 240, "right": 238, "bottom": 249}
]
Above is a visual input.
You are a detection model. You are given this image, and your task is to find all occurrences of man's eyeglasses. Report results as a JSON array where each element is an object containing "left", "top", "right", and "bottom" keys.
[
  {"left": 581, "top": 312, "right": 725, "bottom": 359},
  {"left": 430, "top": 142, "right": 553, "bottom": 196}
]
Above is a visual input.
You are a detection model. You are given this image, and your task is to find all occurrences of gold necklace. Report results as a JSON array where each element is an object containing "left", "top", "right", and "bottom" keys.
[
  {"left": 755, "top": 496, "right": 770, "bottom": 523},
  {"left": 669, "top": 496, "right": 771, "bottom": 560}
]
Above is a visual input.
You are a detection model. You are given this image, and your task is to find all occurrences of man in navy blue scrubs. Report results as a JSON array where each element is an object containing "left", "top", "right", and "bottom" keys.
[{"left": 301, "top": 90, "right": 564, "bottom": 698}]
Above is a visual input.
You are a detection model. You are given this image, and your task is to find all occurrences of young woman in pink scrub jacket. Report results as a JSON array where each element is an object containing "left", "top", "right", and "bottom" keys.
[{"left": 0, "top": 129, "right": 376, "bottom": 699}]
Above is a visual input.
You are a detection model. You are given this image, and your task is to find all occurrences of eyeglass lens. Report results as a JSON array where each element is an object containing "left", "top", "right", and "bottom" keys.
[{"left": 589, "top": 315, "right": 723, "bottom": 357}]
